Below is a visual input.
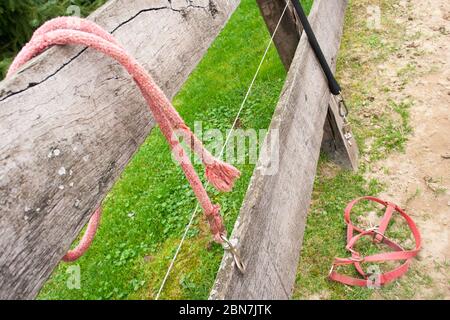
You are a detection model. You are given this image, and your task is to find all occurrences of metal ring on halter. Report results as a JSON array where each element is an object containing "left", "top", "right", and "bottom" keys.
[{"left": 220, "top": 234, "right": 246, "bottom": 274}]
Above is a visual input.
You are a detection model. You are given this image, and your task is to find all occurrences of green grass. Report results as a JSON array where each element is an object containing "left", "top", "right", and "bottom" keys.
[{"left": 39, "top": 0, "right": 313, "bottom": 300}]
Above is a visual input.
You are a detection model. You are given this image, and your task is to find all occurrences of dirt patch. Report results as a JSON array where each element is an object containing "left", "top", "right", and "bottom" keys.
[{"left": 365, "top": 0, "right": 450, "bottom": 299}]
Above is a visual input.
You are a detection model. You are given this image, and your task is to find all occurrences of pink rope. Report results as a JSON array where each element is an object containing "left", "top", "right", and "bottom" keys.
[
  {"left": 62, "top": 207, "right": 102, "bottom": 262},
  {"left": 8, "top": 17, "right": 240, "bottom": 261}
]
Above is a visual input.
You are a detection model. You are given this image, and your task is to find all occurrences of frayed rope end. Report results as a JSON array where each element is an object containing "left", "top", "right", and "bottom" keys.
[{"left": 205, "top": 160, "right": 241, "bottom": 193}]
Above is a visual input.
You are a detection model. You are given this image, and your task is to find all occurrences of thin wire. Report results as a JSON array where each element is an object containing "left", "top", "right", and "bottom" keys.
[
  {"left": 155, "top": 2, "right": 290, "bottom": 300},
  {"left": 155, "top": 203, "right": 199, "bottom": 300},
  {"left": 220, "top": 2, "right": 290, "bottom": 155}
]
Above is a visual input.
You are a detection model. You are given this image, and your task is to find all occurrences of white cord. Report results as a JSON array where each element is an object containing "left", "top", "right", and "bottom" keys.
[
  {"left": 155, "top": 203, "right": 199, "bottom": 300},
  {"left": 155, "top": 2, "right": 290, "bottom": 300}
]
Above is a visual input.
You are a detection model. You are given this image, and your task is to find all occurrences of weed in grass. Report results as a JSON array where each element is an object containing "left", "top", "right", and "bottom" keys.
[{"left": 34, "top": 0, "right": 425, "bottom": 301}]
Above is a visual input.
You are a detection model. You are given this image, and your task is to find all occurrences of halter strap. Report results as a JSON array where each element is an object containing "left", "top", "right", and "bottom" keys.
[{"left": 329, "top": 196, "right": 421, "bottom": 287}]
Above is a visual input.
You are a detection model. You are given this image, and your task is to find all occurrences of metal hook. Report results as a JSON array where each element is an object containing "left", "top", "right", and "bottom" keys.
[
  {"left": 333, "top": 93, "right": 353, "bottom": 145},
  {"left": 336, "top": 93, "right": 349, "bottom": 119},
  {"left": 220, "top": 235, "right": 246, "bottom": 274}
]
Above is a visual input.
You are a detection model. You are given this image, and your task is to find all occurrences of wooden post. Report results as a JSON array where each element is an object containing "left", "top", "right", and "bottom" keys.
[
  {"left": 211, "top": 0, "right": 348, "bottom": 300},
  {"left": 256, "top": 0, "right": 301, "bottom": 70},
  {"left": 256, "top": 0, "right": 358, "bottom": 170},
  {"left": 0, "top": 0, "right": 240, "bottom": 300}
]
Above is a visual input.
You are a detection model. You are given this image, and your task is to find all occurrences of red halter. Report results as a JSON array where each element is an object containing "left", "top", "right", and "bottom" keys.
[{"left": 329, "top": 196, "right": 421, "bottom": 287}]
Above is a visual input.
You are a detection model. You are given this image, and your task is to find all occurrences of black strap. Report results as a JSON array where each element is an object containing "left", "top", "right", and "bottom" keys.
[{"left": 291, "top": 0, "right": 341, "bottom": 95}]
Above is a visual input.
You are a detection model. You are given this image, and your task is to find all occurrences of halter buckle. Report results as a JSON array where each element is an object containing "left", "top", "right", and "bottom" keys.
[{"left": 367, "top": 227, "right": 386, "bottom": 244}]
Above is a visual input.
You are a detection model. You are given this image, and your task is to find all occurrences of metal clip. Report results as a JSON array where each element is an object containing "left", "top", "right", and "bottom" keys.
[
  {"left": 334, "top": 93, "right": 353, "bottom": 145},
  {"left": 221, "top": 235, "right": 246, "bottom": 274},
  {"left": 337, "top": 93, "right": 349, "bottom": 118}
]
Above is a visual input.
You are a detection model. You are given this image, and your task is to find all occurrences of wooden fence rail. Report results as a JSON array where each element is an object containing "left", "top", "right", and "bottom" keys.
[{"left": 0, "top": 0, "right": 240, "bottom": 299}]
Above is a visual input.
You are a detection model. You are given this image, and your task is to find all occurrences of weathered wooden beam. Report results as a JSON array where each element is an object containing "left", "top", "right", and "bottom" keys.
[
  {"left": 0, "top": 0, "right": 240, "bottom": 300},
  {"left": 210, "top": 0, "right": 348, "bottom": 300},
  {"left": 256, "top": 0, "right": 358, "bottom": 170}
]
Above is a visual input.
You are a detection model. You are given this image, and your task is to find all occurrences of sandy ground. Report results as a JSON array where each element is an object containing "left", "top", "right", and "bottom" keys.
[{"left": 367, "top": 0, "right": 449, "bottom": 299}]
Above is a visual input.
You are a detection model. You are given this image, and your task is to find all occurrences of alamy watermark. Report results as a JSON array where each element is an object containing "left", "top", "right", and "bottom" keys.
[
  {"left": 171, "top": 121, "right": 280, "bottom": 176},
  {"left": 66, "top": 265, "right": 81, "bottom": 290}
]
